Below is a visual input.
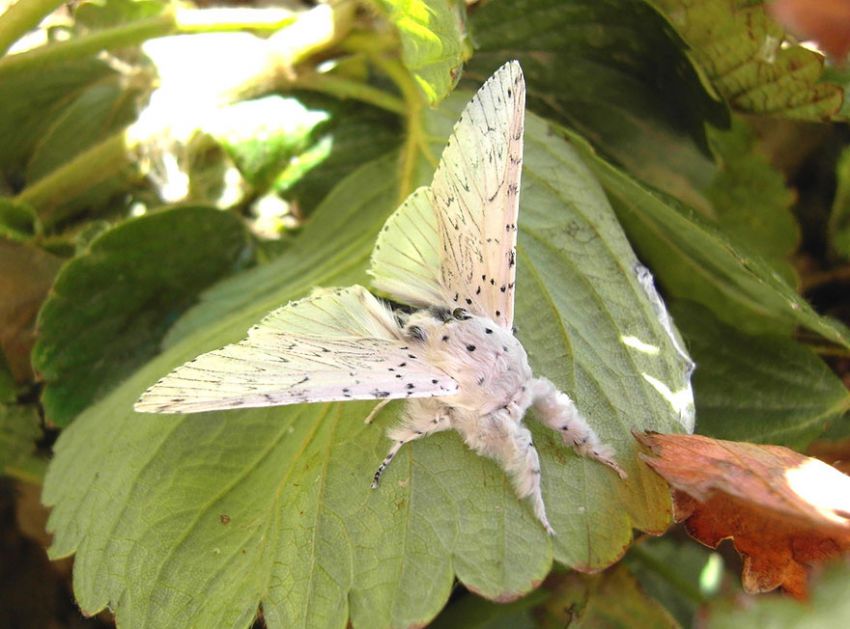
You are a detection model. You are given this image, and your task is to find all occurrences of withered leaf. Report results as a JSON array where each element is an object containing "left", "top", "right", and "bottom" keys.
[{"left": 637, "top": 433, "right": 850, "bottom": 598}]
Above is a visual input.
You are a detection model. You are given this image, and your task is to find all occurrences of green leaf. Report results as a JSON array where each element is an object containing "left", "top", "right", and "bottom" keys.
[
  {"left": 536, "top": 565, "right": 680, "bottom": 629},
  {"left": 706, "top": 561, "right": 850, "bottom": 628},
  {"left": 74, "top": 0, "right": 166, "bottom": 31},
  {"left": 32, "top": 206, "right": 253, "bottom": 427},
  {"left": 277, "top": 95, "right": 403, "bottom": 214},
  {"left": 673, "top": 302, "right": 850, "bottom": 448},
  {"left": 429, "top": 588, "right": 546, "bottom": 629},
  {"left": 0, "top": 198, "right": 38, "bottom": 241},
  {"left": 0, "top": 355, "right": 17, "bottom": 403},
  {"left": 830, "top": 145, "right": 850, "bottom": 259},
  {"left": 650, "top": 0, "right": 844, "bottom": 120},
  {"left": 43, "top": 98, "right": 691, "bottom": 627},
  {"left": 0, "top": 404, "right": 46, "bottom": 482},
  {"left": 627, "top": 538, "right": 718, "bottom": 626},
  {"left": 562, "top": 127, "right": 850, "bottom": 345},
  {"left": 373, "top": 0, "right": 467, "bottom": 104},
  {"left": 0, "top": 58, "right": 117, "bottom": 184},
  {"left": 468, "top": 0, "right": 727, "bottom": 206},
  {"left": 705, "top": 119, "right": 798, "bottom": 279},
  {"left": 208, "top": 95, "right": 330, "bottom": 192},
  {"left": 25, "top": 72, "right": 145, "bottom": 183}
]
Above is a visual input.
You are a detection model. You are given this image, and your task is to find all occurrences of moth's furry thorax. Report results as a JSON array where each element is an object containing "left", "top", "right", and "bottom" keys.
[{"left": 403, "top": 309, "right": 532, "bottom": 415}]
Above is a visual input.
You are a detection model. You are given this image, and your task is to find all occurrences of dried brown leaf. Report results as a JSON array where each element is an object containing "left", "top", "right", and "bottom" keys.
[{"left": 637, "top": 432, "right": 850, "bottom": 598}]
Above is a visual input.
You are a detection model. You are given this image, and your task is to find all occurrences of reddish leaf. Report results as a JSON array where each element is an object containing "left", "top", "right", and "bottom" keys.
[
  {"left": 0, "top": 241, "right": 62, "bottom": 382},
  {"left": 808, "top": 437, "right": 850, "bottom": 475},
  {"left": 770, "top": 0, "right": 850, "bottom": 61},
  {"left": 637, "top": 432, "right": 850, "bottom": 598}
]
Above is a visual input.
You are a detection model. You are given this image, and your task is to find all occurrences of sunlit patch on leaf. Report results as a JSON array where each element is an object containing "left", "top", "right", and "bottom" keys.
[{"left": 373, "top": 0, "right": 467, "bottom": 105}]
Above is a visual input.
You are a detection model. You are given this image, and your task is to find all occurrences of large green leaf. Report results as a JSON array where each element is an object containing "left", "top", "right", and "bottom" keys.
[
  {"left": 372, "top": 0, "right": 467, "bottom": 104},
  {"left": 32, "top": 206, "right": 253, "bottom": 427},
  {"left": 650, "top": 0, "right": 844, "bottom": 120},
  {"left": 674, "top": 302, "right": 850, "bottom": 448},
  {"left": 562, "top": 128, "right": 850, "bottom": 345},
  {"left": 43, "top": 95, "right": 691, "bottom": 627}
]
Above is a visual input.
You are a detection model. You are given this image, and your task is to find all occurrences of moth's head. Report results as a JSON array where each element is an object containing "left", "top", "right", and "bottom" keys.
[{"left": 403, "top": 306, "right": 508, "bottom": 345}]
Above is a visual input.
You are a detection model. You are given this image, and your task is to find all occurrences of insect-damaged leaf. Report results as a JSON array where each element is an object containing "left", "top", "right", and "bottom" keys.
[
  {"left": 651, "top": 0, "right": 844, "bottom": 120},
  {"left": 638, "top": 433, "right": 850, "bottom": 598},
  {"left": 43, "top": 96, "right": 691, "bottom": 627}
]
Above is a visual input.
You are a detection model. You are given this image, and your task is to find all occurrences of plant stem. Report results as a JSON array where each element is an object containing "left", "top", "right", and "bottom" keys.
[
  {"left": 0, "top": 6, "right": 304, "bottom": 79},
  {"left": 0, "top": 14, "right": 175, "bottom": 78},
  {"left": 292, "top": 71, "right": 406, "bottom": 115},
  {"left": 0, "top": 0, "right": 65, "bottom": 56},
  {"left": 629, "top": 543, "right": 706, "bottom": 605},
  {"left": 15, "top": 132, "right": 136, "bottom": 227},
  {"left": 370, "top": 55, "right": 427, "bottom": 203}
]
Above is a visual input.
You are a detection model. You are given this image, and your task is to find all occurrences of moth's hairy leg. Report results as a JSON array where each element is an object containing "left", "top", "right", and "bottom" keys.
[
  {"left": 454, "top": 410, "right": 554, "bottom": 535},
  {"left": 529, "top": 377, "right": 627, "bottom": 479},
  {"left": 363, "top": 398, "right": 392, "bottom": 424},
  {"left": 371, "top": 406, "right": 451, "bottom": 489}
]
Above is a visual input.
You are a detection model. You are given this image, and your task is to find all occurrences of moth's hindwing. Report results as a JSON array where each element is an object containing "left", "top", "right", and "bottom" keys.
[{"left": 369, "top": 186, "right": 444, "bottom": 308}]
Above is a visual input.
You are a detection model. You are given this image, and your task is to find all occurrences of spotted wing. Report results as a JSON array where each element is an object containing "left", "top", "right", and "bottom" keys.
[
  {"left": 134, "top": 285, "right": 458, "bottom": 414},
  {"left": 430, "top": 60, "right": 525, "bottom": 329}
]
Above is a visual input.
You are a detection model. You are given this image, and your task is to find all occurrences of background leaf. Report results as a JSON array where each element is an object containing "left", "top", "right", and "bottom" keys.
[
  {"left": 372, "top": 0, "right": 467, "bottom": 104},
  {"left": 468, "top": 0, "right": 727, "bottom": 209},
  {"left": 563, "top": 128, "right": 850, "bottom": 344},
  {"left": 31, "top": 206, "right": 254, "bottom": 426},
  {"left": 829, "top": 145, "right": 850, "bottom": 259},
  {"left": 0, "top": 405, "right": 45, "bottom": 482},
  {"left": 704, "top": 120, "right": 798, "bottom": 279},
  {"left": 673, "top": 302, "right": 850, "bottom": 448},
  {"left": 706, "top": 561, "right": 850, "bottom": 628},
  {"left": 650, "top": 0, "right": 844, "bottom": 119},
  {"left": 0, "top": 239, "right": 63, "bottom": 383},
  {"left": 42, "top": 97, "right": 692, "bottom": 627}
]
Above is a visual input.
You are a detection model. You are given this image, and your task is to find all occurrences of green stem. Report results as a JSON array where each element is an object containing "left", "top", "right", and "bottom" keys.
[
  {"left": 10, "top": 0, "right": 357, "bottom": 227},
  {"left": 0, "top": 14, "right": 176, "bottom": 78},
  {"left": 629, "top": 543, "right": 706, "bottom": 605},
  {"left": 0, "top": 0, "right": 65, "bottom": 56},
  {"left": 15, "top": 132, "right": 136, "bottom": 227},
  {"left": 370, "top": 55, "right": 428, "bottom": 202},
  {"left": 292, "top": 72, "right": 405, "bottom": 115}
]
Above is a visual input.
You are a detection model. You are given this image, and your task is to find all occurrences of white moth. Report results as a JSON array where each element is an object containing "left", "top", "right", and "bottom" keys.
[{"left": 135, "top": 61, "right": 625, "bottom": 534}]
